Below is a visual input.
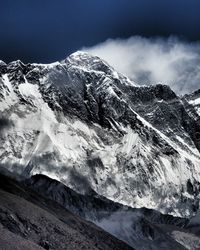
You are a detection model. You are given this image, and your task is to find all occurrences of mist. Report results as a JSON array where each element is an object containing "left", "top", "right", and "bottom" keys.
[{"left": 83, "top": 36, "right": 200, "bottom": 94}]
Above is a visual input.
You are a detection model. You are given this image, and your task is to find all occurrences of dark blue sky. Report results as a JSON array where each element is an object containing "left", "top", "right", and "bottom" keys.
[{"left": 1, "top": 0, "right": 200, "bottom": 63}]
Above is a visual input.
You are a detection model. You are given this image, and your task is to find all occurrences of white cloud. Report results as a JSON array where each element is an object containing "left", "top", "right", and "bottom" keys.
[{"left": 83, "top": 36, "right": 200, "bottom": 94}]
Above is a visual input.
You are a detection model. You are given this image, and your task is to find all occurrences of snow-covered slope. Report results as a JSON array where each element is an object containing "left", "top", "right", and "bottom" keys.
[
  {"left": 0, "top": 51, "right": 200, "bottom": 217},
  {"left": 185, "top": 89, "right": 200, "bottom": 116}
]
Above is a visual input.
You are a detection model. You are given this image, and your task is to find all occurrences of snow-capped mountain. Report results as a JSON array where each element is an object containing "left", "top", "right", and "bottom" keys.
[{"left": 0, "top": 51, "right": 200, "bottom": 218}]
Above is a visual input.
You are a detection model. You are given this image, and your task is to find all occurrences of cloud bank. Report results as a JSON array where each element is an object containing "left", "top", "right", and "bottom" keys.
[{"left": 83, "top": 36, "right": 200, "bottom": 94}]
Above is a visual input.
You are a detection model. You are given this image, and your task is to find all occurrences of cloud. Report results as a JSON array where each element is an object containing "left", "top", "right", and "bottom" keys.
[
  {"left": 68, "top": 168, "right": 92, "bottom": 194},
  {"left": 83, "top": 36, "right": 200, "bottom": 94}
]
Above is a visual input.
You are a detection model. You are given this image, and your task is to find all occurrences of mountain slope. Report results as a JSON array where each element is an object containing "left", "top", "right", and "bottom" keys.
[
  {"left": 0, "top": 51, "right": 200, "bottom": 217},
  {"left": 0, "top": 172, "right": 133, "bottom": 250},
  {"left": 27, "top": 174, "right": 195, "bottom": 250},
  {"left": 184, "top": 88, "right": 200, "bottom": 116}
]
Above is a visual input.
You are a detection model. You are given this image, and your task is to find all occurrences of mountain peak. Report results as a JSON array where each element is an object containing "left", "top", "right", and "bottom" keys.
[
  {"left": 0, "top": 60, "right": 7, "bottom": 74},
  {"left": 0, "top": 60, "right": 6, "bottom": 66},
  {"left": 64, "top": 50, "right": 114, "bottom": 73},
  {"left": 64, "top": 50, "right": 97, "bottom": 64},
  {"left": 69, "top": 50, "right": 92, "bottom": 58},
  {"left": 8, "top": 59, "right": 25, "bottom": 67}
]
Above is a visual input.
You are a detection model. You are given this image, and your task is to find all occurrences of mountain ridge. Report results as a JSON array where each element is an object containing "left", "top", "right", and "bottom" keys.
[{"left": 0, "top": 51, "right": 200, "bottom": 218}]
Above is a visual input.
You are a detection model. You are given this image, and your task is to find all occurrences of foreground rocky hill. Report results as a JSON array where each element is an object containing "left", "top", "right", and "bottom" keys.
[
  {"left": 1, "top": 171, "right": 200, "bottom": 249},
  {"left": 0, "top": 172, "right": 133, "bottom": 250},
  {"left": 27, "top": 174, "right": 200, "bottom": 250}
]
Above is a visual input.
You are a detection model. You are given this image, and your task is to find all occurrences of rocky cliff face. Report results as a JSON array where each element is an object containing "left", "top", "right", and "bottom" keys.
[
  {"left": 184, "top": 88, "right": 200, "bottom": 117},
  {"left": 0, "top": 51, "right": 200, "bottom": 217}
]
